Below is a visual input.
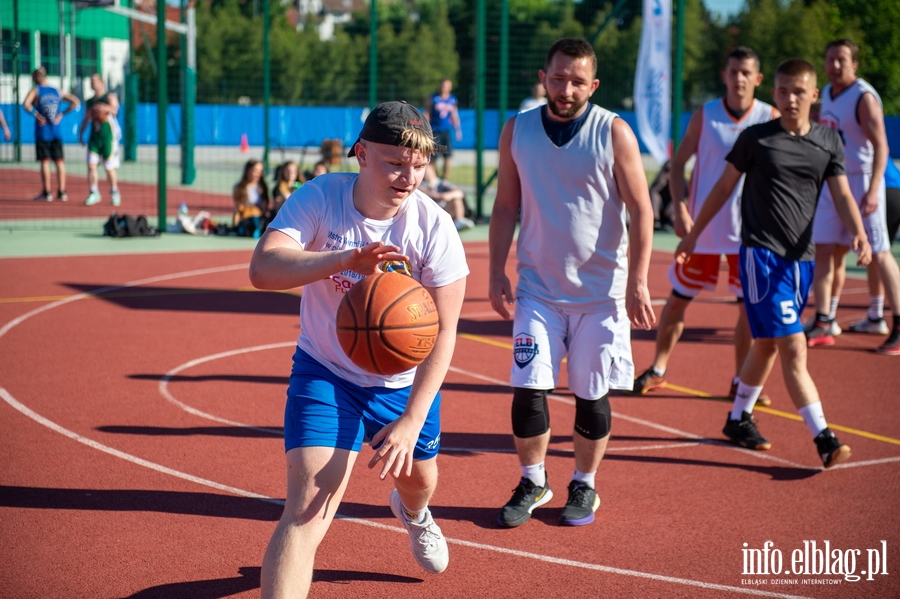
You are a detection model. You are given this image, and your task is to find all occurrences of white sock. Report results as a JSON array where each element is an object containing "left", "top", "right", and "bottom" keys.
[
  {"left": 397, "top": 499, "right": 428, "bottom": 524},
  {"left": 798, "top": 402, "right": 828, "bottom": 437},
  {"left": 90, "top": 185, "right": 99, "bottom": 193},
  {"left": 571, "top": 469, "right": 596, "bottom": 489},
  {"left": 652, "top": 365, "right": 666, "bottom": 377},
  {"left": 829, "top": 297, "right": 839, "bottom": 321},
  {"left": 730, "top": 381, "right": 762, "bottom": 420},
  {"left": 521, "top": 462, "right": 546, "bottom": 487},
  {"left": 869, "top": 296, "right": 885, "bottom": 320}
]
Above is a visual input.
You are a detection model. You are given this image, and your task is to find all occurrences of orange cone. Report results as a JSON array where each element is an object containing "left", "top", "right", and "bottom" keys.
[{"left": 240, "top": 133, "right": 249, "bottom": 153}]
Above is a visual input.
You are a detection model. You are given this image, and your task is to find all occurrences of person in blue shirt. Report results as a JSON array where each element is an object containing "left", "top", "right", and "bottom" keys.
[
  {"left": 886, "top": 158, "right": 900, "bottom": 246},
  {"left": 23, "top": 67, "right": 80, "bottom": 202},
  {"left": 424, "top": 79, "right": 462, "bottom": 180}
]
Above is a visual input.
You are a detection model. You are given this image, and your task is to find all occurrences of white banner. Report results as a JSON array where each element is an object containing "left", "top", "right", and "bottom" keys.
[{"left": 633, "top": 0, "right": 672, "bottom": 166}]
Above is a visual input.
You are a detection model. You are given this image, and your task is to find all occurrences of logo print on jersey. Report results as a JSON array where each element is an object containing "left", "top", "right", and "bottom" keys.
[
  {"left": 513, "top": 333, "right": 539, "bottom": 368},
  {"left": 380, "top": 260, "right": 412, "bottom": 277}
]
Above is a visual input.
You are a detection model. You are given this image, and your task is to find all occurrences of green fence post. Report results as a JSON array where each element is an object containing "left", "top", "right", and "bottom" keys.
[
  {"left": 263, "top": 0, "right": 271, "bottom": 175},
  {"left": 369, "top": 0, "right": 378, "bottom": 109},
  {"left": 157, "top": 0, "right": 167, "bottom": 232},
  {"left": 13, "top": 0, "right": 21, "bottom": 163},
  {"left": 475, "top": 0, "right": 486, "bottom": 219},
  {"left": 125, "top": 72, "right": 138, "bottom": 162},
  {"left": 498, "top": 0, "right": 508, "bottom": 130},
  {"left": 180, "top": 0, "right": 195, "bottom": 183},
  {"left": 181, "top": 68, "right": 195, "bottom": 183}
]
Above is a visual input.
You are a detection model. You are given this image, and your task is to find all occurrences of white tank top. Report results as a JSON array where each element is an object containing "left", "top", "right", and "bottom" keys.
[
  {"left": 510, "top": 105, "right": 627, "bottom": 311},
  {"left": 820, "top": 78, "right": 882, "bottom": 175},
  {"left": 690, "top": 98, "right": 775, "bottom": 254}
]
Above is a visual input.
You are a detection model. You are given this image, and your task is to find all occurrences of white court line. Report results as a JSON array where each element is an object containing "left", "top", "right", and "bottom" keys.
[
  {"left": 159, "top": 342, "right": 292, "bottom": 436},
  {"left": 0, "top": 386, "right": 812, "bottom": 599},
  {"left": 0, "top": 263, "right": 887, "bottom": 598},
  {"left": 441, "top": 442, "right": 703, "bottom": 454},
  {"left": 0, "top": 263, "right": 249, "bottom": 341},
  {"left": 448, "top": 366, "right": 816, "bottom": 470}
]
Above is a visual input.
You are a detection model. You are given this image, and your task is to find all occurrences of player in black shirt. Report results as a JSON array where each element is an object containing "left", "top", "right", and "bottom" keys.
[{"left": 674, "top": 58, "right": 872, "bottom": 468}]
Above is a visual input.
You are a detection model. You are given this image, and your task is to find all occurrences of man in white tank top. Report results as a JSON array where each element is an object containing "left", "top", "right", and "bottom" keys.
[
  {"left": 807, "top": 38, "right": 900, "bottom": 355},
  {"left": 489, "top": 38, "right": 655, "bottom": 528},
  {"left": 631, "top": 47, "right": 779, "bottom": 399}
]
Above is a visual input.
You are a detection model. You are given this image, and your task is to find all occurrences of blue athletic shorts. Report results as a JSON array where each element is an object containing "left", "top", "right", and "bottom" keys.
[
  {"left": 283, "top": 348, "right": 441, "bottom": 459},
  {"left": 739, "top": 245, "right": 814, "bottom": 339}
]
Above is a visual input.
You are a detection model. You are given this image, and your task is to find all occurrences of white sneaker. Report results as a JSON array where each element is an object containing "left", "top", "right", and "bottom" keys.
[
  {"left": 84, "top": 191, "right": 101, "bottom": 206},
  {"left": 848, "top": 316, "right": 889, "bottom": 335},
  {"left": 389, "top": 490, "right": 449, "bottom": 574},
  {"left": 454, "top": 217, "right": 475, "bottom": 231},
  {"left": 111, "top": 189, "right": 121, "bottom": 207}
]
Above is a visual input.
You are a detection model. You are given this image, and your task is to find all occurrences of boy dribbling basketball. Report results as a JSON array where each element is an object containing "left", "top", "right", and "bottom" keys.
[
  {"left": 249, "top": 101, "right": 468, "bottom": 599},
  {"left": 674, "top": 58, "right": 871, "bottom": 468}
]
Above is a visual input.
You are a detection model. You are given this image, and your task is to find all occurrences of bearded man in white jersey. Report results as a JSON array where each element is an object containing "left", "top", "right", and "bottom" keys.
[
  {"left": 806, "top": 38, "right": 900, "bottom": 355},
  {"left": 489, "top": 38, "right": 655, "bottom": 528},
  {"left": 631, "top": 46, "right": 779, "bottom": 401}
]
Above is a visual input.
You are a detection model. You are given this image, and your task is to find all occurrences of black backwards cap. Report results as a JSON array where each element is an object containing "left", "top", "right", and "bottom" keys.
[{"left": 347, "top": 101, "right": 447, "bottom": 157}]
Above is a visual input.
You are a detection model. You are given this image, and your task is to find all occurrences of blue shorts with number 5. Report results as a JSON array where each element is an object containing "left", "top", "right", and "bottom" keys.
[{"left": 739, "top": 245, "right": 814, "bottom": 339}]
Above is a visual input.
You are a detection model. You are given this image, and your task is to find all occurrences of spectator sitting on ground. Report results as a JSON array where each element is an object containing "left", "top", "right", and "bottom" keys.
[
  {"left": 304, "top": 160, "right": 330, "bottom": 181},
  {"left": 271, "top": 160, "right": 302, "bottom": 218},
  {"left": 419, "top": 162, "right": 474, "bottom": 231},
  {"left": 233, "top": 159, "right": 269, "bottom": 236}
]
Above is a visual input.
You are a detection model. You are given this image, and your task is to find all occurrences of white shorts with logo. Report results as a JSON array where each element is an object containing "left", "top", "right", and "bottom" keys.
[
  {"left": 814, "top": 173, "right": 889, "bottom": 254},
  {"left": 510, "top": 296, "right": 634, "bottom": 400}
]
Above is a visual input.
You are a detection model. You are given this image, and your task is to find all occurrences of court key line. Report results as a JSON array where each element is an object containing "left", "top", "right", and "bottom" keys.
[
  {"left": 0, "top": 263, "right": 885, "bottom": 597},
  {"left": 458, "top": 332, "right": 900, "bottom": 447},
  {"left": 0, "top": 387, "right": 813, "bottom": 599}
]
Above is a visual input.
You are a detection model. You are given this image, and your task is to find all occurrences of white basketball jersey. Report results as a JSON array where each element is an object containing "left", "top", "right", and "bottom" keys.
[
  {"left": 690, "top": 98, "right": 776, "bottom": 254},
  {"left": 510, "top": 105, "right": 627, "bottom": 312},
  {"left": 819, "top": 78, "right": 882, "bottom": 175}
]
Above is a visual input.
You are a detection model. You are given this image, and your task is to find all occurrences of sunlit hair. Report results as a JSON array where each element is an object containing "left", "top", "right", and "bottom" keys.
[
  {"left": 726, "top": 46, "right": 760, "bottom": 70},
  {"left": 399, "top": 128, "right": 436, "bottom": 156},
  {"left": 775, "top": 58, "right": 817, "bottom": 83},
  {"left": 32, "top": 67, "right": 47, "bottom": 83},
  {"left": 545, "top": 38, "right": 597, "bottom": 77},
  {"left": 826, "top": 38, "right": 859, "bottom": 63}
]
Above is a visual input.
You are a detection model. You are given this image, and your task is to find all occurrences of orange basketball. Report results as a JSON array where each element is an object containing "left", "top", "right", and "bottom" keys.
[{"left": 336, "top": 271, "right": 440, "bottom": 375}]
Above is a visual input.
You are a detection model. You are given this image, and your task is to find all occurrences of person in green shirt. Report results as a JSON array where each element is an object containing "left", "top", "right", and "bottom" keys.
[{"left": 78, "top": 73, "right": 122, "bottom": 206}]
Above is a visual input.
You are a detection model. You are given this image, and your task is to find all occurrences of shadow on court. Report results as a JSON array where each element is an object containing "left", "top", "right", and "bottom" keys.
[
  {"left": 62, "top": 283, "right": 301, "bottom": 316},
  {"left": 129, "top": 373, "right": 290, "bottom": 386},
  {"left": 95, "top": 425, "right": 283, "bottom": 438},
  {"left": 122, "top": 567, "right": 260, "bottom": 599},
  {"left": 0, "top": 486, "right": 283, "bottom": 521}
]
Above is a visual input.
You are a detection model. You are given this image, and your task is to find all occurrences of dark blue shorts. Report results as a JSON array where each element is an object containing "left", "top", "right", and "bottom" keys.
[
  {"left": 283, "top": 348, "right": 441, "bottom": 459},
  {"left": 739, "top": 245, "right": 814, "bottom": 339},
  {"left": 433, "top": 129, "right": 453, "bottom": 156}
]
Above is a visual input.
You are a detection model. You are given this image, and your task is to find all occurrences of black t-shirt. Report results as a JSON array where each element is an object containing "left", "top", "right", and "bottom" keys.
[{"left": 726, "top": 120, "right": 846, "bottom": 261}]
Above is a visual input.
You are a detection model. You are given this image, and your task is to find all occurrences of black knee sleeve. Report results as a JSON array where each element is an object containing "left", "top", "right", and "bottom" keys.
[
  {"left": 574, "top": 393, "right": 611, "bottom": 440},
  {"left": 511, "top": 388, "right": 550, "bottom": 438}
]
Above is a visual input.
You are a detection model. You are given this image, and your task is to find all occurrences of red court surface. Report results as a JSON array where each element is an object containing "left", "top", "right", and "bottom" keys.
[
  {"left": 1, "top": 241, "right": 899, "bottom": 598},
  {"left": 0, "top": 168, "right": 232, "bottom": 222}
]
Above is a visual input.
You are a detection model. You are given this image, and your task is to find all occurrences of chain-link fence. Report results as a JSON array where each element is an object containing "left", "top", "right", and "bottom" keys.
[
  {"left": 3, "top": 0, "right": 897, "bottom": 232},
  {"left": 0, "top": 0, "right": 658, "bottom": 233}
]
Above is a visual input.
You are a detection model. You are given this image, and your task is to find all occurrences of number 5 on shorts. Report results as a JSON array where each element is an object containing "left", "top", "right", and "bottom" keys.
[{"left": 780, "top": 300, "right": 797, "bottom": 324}]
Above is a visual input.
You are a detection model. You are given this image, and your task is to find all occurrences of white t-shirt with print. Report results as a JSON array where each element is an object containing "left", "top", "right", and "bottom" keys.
[{"left": 268, "top": 172, "right": 470, "bottom": 388}]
